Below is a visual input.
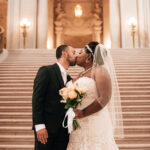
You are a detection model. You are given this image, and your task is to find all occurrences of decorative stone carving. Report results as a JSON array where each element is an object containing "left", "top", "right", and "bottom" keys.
[
  {"left": 54, "top": 1, "right": 66, "bottom": 47},
  {"left": 93, "top": 2, "right": 102, "bottom": 20},
  {"left": 54, "top": 0, "right": 103, "bottom": 47},
  {"left": 55, "top": 1, "right": 66, "bottom": 21}
]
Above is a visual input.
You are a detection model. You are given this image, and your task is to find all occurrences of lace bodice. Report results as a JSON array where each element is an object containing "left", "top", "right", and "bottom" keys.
[
  {"left": 74, "top": 77, "right": 98, "bottom": 110},
  {"left": 67, "top": 77, "right": 119, "bottom": 150}
]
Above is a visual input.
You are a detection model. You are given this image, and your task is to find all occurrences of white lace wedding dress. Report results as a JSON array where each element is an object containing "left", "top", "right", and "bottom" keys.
[{"left": 67, "top": 77, "right": 119, "bottom": 150}]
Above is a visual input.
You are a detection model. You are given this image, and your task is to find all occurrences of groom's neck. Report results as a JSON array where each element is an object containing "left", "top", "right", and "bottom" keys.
[{"left": 57, "top": 59, "right": 69, "bottom": 70}]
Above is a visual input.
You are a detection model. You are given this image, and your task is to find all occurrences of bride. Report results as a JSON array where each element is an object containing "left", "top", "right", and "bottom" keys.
[{"left": 67, "top": 41, "right": 124, "bottom": 150}]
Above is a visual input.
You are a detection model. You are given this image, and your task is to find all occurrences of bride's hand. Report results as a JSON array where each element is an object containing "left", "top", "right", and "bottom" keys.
[{"left": 74, "top": 109, "right": 84, "bottom": 119}]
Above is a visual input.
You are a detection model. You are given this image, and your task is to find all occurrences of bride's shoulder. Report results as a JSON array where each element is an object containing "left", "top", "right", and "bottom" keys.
[
  {"left": 95, "top": 66, "right": 107, "bottom": 74},
  {"left": 94, "top": 66, "right": 110, "bottom": 80}
]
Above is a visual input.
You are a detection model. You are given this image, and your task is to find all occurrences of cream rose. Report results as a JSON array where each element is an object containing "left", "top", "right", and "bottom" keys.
[
  {"left": 68, "top": 90, "right": 77, "bottom": 99},
  {"left": 59, "top": 88, "right": 69, "bottom": 99},
  {"left": 62, "top": 90, "right": 69, "bottom": 99},
  {"left": 59, "top": 87, "right": 67, "bottom": 94},
  {"left": 78, "top": 87, "right": 87, "bottom": 94}
]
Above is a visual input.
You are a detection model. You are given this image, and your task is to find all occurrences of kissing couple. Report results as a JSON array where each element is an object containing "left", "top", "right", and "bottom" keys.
[{"left": 32, "top": 41, "right": 124, "bottom": 150}]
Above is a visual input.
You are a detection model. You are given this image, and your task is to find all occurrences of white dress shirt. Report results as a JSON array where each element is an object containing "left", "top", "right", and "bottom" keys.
[
  {"left": 35, "top": 62, "right": 67, "bottom": 132},
  {"left": 56, "top": 62, "right": 67, "bottom": 84}
]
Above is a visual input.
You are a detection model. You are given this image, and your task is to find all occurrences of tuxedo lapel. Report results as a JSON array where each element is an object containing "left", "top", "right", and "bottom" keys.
[
  {"left": 53, "top": 63, "right": 64, "bottom": 88},
  {"left": 67, "top": 75, "right": 72, "bottom": 83}
]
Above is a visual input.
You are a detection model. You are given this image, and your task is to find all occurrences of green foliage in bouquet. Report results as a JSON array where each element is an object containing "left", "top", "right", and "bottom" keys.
[{"left": 59, "top": 84, "right": 87, "bottom": 131}]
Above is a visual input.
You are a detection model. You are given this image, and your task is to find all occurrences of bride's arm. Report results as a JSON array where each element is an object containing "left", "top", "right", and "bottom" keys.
[{"left": 74, "top": 67, "right": 112, "bottom": 119}]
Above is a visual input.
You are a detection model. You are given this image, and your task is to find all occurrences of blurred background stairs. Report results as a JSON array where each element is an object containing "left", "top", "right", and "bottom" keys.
[{"left": 0, "top": 49, "right": 150, "bottom": 150}]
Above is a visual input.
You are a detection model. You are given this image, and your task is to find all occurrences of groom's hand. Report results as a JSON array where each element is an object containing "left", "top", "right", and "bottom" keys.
[{"left": 37, "top": 128, "right": 48, "bottom": 144}]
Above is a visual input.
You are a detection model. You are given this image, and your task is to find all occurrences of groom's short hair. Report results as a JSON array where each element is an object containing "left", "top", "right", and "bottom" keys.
[{"left": 56, "top": 45, "right": 68, "bottom": 59}]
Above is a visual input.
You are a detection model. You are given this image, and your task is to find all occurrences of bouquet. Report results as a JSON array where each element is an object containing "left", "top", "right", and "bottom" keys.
[{"left": 59, "top": 84, "right": 87, "bottom": 132}]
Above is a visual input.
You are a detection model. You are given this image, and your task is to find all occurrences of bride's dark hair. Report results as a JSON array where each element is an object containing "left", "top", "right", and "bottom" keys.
[{"left": 85, "top": 41, "right": 99, "bottom": 60}]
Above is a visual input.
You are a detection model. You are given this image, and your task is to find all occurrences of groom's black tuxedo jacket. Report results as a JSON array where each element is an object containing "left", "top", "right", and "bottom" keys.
[{"left": 32, "top": 63, "right": 72, "bottom": 133}]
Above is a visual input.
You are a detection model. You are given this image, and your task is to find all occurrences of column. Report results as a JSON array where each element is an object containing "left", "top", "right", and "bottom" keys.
[
  {"left": 55, "top": 25, "right": 63, "bottom": 48},
  {"left": 109, "top": 0, "right": 121, "bottom": 48},
  {"left": 19, "top": 0, "right": 37, "bottom": 48},
  {"left": 92, "top": 22, "right": 102, "bottom": 43},
  {"left": 7, "top": 0, "right": 37, "bottom": 49},
  {"left": 37, "top": 0, "right": 48, "bottom": 48},
  {"left": 137, "top": 0, "right": 150, "bottom": 48},
  {"left": 7, "top": 0, "right": 20, "bottom": 49},
  {"left": 103, "top": 0, "right": 111, "bottom": 47},
  {"left": 120, "top": 0, "right": 138, "bottom": 48},
  {"left": 47, "top": 0, "right": 54, "bottom": 49}
]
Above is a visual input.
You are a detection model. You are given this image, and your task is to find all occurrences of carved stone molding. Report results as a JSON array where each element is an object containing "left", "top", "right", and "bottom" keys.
[{"left": 54, "top": 0, "right": 103, "bottom": 47}]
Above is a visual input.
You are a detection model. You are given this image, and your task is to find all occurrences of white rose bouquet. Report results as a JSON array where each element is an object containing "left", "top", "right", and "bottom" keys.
[{"left": 59, "top": 84, "right": 87, "bottom": 132}]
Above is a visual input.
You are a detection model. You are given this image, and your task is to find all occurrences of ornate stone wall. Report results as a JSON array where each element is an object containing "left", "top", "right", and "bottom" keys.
[
  {"left": 54, "top": 0, "right": 103, "bottom": 47},
  {"left": 0, "top": 0, "right": 7, "bottom": 48},
  {"left": 64, "top": 35, "right": 92, "bottom": 48},
  {"left": 6, "top": 0, "right": 150, "bottom": 49}
]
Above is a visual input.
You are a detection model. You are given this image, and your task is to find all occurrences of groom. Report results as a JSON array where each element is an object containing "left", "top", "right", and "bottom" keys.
[{"left": 32, "top": 45, "right": 76, "bottom": 150}]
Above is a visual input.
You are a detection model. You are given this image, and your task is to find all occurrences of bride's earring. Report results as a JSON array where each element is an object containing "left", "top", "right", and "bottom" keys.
[{"left": 86, "top": 58, "right": 89, "bottom": 63}]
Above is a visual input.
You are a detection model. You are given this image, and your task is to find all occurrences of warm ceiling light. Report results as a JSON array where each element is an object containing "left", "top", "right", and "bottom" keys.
[
  {"left": 128, "top": 17, "right": 137, "bottom": 48},
  {"left": 20, "top": 18, "right": 30, "bottom": 27},
  {"left": 74, "top": 4, "right": 82, "bottom": 17},
  {"left": 106, "top": 39, "right": 111, "bottom": 49},
  {"left": 128, "top": 17, "right": 137, "bottom": 26},
  {"left": 47, "top": 39, "right": 51, "bottom": 49}
]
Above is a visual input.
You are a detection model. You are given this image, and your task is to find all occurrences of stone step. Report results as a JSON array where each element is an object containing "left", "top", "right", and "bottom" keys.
[
  {"left": 5, "top": 56, "right": 150, "bottom": 58},
  {"left": 0, "top": 64, "right": 149, "bottom": 67},
  {"left": 1, "top": 64, "right": 150, "bottom": 67},
  {"left": 1, "top": 92, "right": 150, "bottom": 97},
  {"left": 1, "top": 69, "right": 150, "bottom": 74},
  {"left": 0, "top": 106, "right": 150, "bottom": 112},
  {"left": 0, "top": 135, "right": 149, "bottom": 145},
  {"left": 4, "top": 56, "right": 150, "bottom": 58},
  {"left": 0, "top": 118, "right": 149, "bottom": 126},
  {"left": 3, "top": 61, "right": 150, "bottom": 64},
  {"left": 1, "top": 87, "right": 150, "bottom": 91},
  {"left": 0, "top": 145, "right": 34, "bottom": 150},
  {"left": 0, "top": 59, "right": 147, "bottom": 63},
  {"left": 117, "top": 144, "right": 150, "bottom": 150},
  {"left": 119, "top": 87, "right": 150, "bottom": 91},
  {"left": 116, "top": 137, "right": 150, "bottom": 144},
  {"left": 1, "top": 78, "right": 150, "bottom": 83},
  {"left": 121, "top": 95, "right": 150, "bottom": 100},
  {"left": 1, "top": 84, "right": 150, "bottom": 89},
  {"left": 120, "top": 100, "right": 150, "bottom": 106},
  {"left": 0, "top": 129, "right": 150, "bottom": 139},
  {"left": 0, "top": 119, "right": 149, "bottom": 128},
  {"left": 1, "top": 96, "right": 150, "bottom": 101},
  {"left": 0, "top": 104, "right": 149, "bottom": 110},
  {"left": 0, "top": 71, "right": 150, "bottom": 76},
  {"left": 118, "top": 83, "right": 150, "bottom": 87},
  {"left": 120, "top": 91, "right": 150, "bottom": 95},
  {"left": 1, "top": 80, "right": 150, "bottom": 87},
  {"left": 0, "top": 83, "right": 33, "bottom": 88},
  {"left": 0, "top": 66, "right": 150, "bottom": 71},
  {"left": 1, "top": 74, "right": 150, "bottom": 80},
  {"left": 0, "top": 49, "right": 150, "bottom": 150},
  {"left": 1, "top": 90, "right": 150, "bottom": 96},
  {"left": 0, "top": 112, "right": 149, "bottom": 119}
]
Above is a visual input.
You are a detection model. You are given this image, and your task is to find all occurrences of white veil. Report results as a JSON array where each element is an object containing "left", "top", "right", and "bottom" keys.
[{"left": 85, "top": 44, "right": 124, "bottom": 139}]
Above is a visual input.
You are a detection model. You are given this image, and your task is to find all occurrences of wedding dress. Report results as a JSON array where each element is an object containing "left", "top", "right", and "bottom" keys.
[{"left": 67, "top": 77, "right": 119, "bottom": 150}]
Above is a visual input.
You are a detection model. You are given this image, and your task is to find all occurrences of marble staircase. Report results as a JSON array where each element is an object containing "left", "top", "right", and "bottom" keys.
[{"left": 0, "top": 49, "right": 150, "bottom": 150}]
